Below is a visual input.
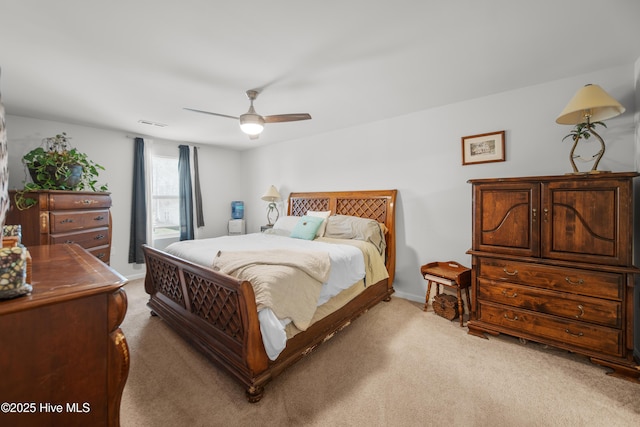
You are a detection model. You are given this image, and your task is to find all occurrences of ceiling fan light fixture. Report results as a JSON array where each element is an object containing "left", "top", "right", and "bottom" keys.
[
  {"left": 185, "top": 89, "right": 311, "bottom": 139},
  {"left": 239, "top": 113, "right": 264, "bottom": 136}
]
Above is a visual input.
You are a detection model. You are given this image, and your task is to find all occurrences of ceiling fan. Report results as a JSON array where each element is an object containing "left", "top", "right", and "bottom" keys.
[{"left": 184, "top": 90, "right": 311, "bottom": 139}]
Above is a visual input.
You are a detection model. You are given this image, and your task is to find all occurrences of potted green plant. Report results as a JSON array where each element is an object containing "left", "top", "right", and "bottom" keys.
[{"left": 16, "top": 132, "right": 108, "bottom": 209}]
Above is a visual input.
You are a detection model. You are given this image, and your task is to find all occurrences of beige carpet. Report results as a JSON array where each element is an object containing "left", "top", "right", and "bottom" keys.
[{"left": 120, "top": 279, "right": 640, "bottom": 426}]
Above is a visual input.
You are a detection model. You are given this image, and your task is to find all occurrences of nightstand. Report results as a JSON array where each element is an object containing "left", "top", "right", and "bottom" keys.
[
  {"left": 260, "top": 224, "right": 273, "bottom": 232},
  {"left": 421, "top": 261, "right": 471, "bottom": 327}
]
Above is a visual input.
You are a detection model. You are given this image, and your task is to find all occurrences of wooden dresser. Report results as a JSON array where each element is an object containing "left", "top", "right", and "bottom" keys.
[
  {"left": 0, "top": 244, "right": 129, "bottom": 426},
  {"left": 7, "top": 190, "right": 112, "bottom": 264},
  {"left": 467, "top": 172, "right": 639, "bottom": 382}
]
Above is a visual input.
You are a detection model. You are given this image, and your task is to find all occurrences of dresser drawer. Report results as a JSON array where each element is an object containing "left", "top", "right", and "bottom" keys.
[
  {"left": 87, "top": 245, "right": 111, "bottom": 264},
  {"left": 477, "top": 301, "right": 622, "bottom": 356},
  {"left": 50, "top": 227, "right": 110, "bottom": 249},
  {"left": 477, "top": 278, "right": 621, "bottom": 328},
  {"left": 49, "top": 210, "right": 110, "bottom": 233},
  {"left": 477, "top": 257, "right": 623, "bottom": 300},
  {"left": 48, "top": 193, "right": 112, "bottom": 210}
]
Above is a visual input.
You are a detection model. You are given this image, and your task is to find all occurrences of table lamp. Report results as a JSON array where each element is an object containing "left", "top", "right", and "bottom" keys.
[
  {"left": 556, "top": 84, "right": 625, "bottom": 174},
  {"left": 261, "top": 185, "right": 281, "bottom": 225}
]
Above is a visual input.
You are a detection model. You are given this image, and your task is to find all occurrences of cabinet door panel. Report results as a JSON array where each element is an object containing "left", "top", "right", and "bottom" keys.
[
  {"left": 542, "top": 179, "right": 632, "bottom": 265},
  {"left": 473, "top": 182, "right": 539, "bottom": 257}
]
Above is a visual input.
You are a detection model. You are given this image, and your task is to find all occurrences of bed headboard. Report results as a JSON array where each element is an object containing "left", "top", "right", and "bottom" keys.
[{"left": 288, "top": 189, "right": 397, "bottom": 285}]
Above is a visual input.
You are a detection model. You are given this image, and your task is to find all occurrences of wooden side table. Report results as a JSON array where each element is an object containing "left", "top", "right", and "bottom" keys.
[{"left": 421, "top": 261, "right": 471, "bottom": 327}]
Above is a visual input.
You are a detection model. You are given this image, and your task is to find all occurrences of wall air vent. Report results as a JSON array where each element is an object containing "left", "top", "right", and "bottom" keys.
[{"left": 138, "top": 120, "right": 167, "bottom": 127}]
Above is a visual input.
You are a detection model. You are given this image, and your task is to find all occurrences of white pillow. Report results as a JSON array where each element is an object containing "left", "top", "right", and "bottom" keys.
[
  {"left": 307, "top": 210, "right": 331, "bottom": 237},
  {"left": 272, "top": 215, "right": 303, "bottom": 235},
  {"left": 324, "top": 215, "right": 387, "bottom": 255}
]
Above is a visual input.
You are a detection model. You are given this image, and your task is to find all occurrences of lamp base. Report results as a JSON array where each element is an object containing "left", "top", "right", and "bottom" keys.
[{"left": 266, "top": 203, "right": 279, "bottom": 226}]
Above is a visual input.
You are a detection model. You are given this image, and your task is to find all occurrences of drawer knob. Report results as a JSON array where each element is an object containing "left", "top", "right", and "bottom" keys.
[
  {"left": 65, "top": 240, "right": 74, "bottom": 244},
  {"left": 95, "top": 234, "right": 105, "bottom": 240},
  {"left": 503, "top": 267, "right": 518, "bottom": 276},
  {"left": 60, "top": 218, "right": 74, "bottom": 224},
  {"left": 501, "top": 290, "right": 518, "bottom": 298},
  {"left": 564, "top": 329, "right": 584, "bottom": 338},
  {"left": 575, "top": 304, "right": 584, "bottom": 319},
  {"left": 565, "top": 277, "right": 584, "bottom": 286},
  {"left": 94, "top": 215, "right": 105, "bottom": 221},
  {"left": 503, "top": 313, "right": 519, "bottom": 322}
]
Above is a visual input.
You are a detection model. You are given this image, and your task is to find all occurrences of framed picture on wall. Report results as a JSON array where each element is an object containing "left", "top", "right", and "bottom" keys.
[{"left": 461, "top": 130, "right": 505, "bottom": 165}]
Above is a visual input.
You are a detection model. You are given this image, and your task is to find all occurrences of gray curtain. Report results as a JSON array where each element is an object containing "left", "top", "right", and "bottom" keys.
[
  {"left": 178, "top": 145, "right": 194, "bottom": 240},
  {"left": 128, "top": 137, "right": 147, "bottom": 263},
  {"left": 193, "top": 146, "right": 205, "bottom": 227}
]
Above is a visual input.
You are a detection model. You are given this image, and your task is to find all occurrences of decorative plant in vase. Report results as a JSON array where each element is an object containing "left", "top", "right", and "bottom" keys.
[{"left": 16, "top": 132, "right": 108, "bottom": 209}]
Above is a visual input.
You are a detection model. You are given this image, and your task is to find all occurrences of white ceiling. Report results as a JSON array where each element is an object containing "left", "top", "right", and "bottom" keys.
[{"left": 2, "top": 1, "right": 640, "bottom": 150}]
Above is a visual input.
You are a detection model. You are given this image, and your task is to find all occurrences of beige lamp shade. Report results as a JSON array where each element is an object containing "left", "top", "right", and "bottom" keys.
[
  {"left": 556, "top": 84, "right": 625, "bottom": 125},
  {"left": 261, "top": 185, "right": 281, "bottom": 202}
]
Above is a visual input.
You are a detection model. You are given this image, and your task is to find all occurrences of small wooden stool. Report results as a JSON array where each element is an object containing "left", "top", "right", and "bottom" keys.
[{"left": 421, "top": 261, "right": 471, "bottom": 327}]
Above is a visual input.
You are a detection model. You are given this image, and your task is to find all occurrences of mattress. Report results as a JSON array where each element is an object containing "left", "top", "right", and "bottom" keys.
[{"left": 164, "top": 232, "right": 379, "bottom": 359}]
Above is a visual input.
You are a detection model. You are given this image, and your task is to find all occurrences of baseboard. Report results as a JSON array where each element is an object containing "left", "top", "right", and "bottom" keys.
[
  {"left": 392, "top": 290, "right": 424, "bottom": 303},
  {"left": 125, "top": 272, "right": 146, "bottom": 281}
]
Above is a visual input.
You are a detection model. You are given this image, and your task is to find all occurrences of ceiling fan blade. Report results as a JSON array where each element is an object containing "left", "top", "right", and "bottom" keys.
[
  {"left": 183, "top": 108, "right": 238, "bottom": 120},
  {"left": 264, "top": 113, "right": 312, "bottom": 123}
]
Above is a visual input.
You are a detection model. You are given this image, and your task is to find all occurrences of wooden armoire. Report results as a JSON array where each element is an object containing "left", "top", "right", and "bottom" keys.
[{"left": 467, "top": 172, "right": 639, "bottom": 382}]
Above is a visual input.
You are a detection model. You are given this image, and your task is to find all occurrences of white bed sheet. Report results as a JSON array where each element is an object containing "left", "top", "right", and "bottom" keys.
[{"left": 164, "top": 232, "right": 366, "bottom": 360}]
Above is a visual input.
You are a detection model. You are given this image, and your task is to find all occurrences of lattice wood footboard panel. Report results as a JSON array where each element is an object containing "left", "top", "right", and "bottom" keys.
[
  {"left": 184, "top": 271, "right": 244, "bottom": 339},
  {"left": 146, "top": 256, "right": 185, "bottom": 307},
  {"left": 144, "top": 246, "right": 246, "bottom": 344}
]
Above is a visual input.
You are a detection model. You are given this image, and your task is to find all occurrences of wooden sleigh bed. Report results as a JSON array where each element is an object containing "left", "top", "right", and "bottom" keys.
[{"left": 142, "top": 189, "right": 397, "bottom": 402}]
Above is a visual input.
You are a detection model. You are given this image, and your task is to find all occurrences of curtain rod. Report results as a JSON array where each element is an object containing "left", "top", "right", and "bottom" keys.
[{"left": 125, "top": 135, "right": 202, "bottom": 148}]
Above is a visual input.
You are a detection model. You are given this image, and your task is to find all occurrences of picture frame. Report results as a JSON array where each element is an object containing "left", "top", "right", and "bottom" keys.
[{"left": 461, "top": 130, "right": 505, "bottom": 165}]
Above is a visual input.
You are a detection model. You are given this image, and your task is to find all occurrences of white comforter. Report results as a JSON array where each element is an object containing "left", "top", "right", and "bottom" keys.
[{"left": 164, "top": 232, "right": 367, "bottom": 359}]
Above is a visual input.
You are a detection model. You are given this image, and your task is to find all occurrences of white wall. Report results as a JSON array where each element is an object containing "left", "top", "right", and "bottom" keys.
[
  {"left": 6, "top": 116, "right": 244, "bottom": 279},
  {"left": 241, "top": 64, "right": 638, "bottom": 302},
  {"left": 4, "top": 64, "right": 637, "bottom": 299}
]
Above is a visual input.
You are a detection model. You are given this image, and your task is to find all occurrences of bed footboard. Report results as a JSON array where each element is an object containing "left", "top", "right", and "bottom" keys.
[
  {"left": 142, "top": 244, "right": 270, "bottom": 400},
  {"left": 142, "top": 189, "right": 397, "bottom": 402}
]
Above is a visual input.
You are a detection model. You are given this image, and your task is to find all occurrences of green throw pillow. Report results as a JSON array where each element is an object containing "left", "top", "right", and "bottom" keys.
[{"left": 290, "top": 215, "right": 324, "bottom": 240}]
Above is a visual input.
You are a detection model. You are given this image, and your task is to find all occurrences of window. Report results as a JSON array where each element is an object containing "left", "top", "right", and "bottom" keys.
[{"left": 151, "top": 155, "right": 180, "bottom": 241}]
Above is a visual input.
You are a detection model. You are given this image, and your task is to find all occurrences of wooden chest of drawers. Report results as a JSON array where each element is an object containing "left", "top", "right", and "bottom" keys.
[
  {"left": 0, "top": 244, "right": 129, "bottom": 426},
  {"left": 475, "top": 257, "right": 624, "bottom": 355},
  {"left": 467, "top": 173, "right": 639, "bottom": 382},
  {"left": 7, "top": 190, "right": 112, "bottom": 264}
]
